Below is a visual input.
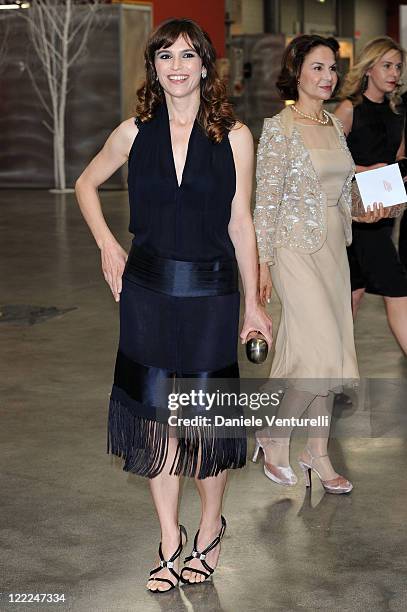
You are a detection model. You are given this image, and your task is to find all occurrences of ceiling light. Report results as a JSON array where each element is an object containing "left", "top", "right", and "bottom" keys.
[{"left": 0, "top": 0, "right": 30, "bottom": 7}]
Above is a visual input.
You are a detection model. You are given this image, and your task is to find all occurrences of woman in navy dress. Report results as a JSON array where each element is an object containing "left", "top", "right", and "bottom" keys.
[{"left": 75, "top": 19, "right": 271, "bottom": 592}]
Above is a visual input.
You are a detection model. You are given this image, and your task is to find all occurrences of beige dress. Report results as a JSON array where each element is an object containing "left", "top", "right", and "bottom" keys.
[{"left": 270, "top": 123, "right": 359, "bottom": 394}]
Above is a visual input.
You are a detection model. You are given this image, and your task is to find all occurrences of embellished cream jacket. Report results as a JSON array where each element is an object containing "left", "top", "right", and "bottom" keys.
[{"left": 254, "top": 106, "right": 355, "bottom": 265}]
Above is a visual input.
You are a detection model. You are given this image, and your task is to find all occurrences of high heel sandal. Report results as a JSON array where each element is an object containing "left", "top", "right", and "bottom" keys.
[
  {"left": 180, "top": 515, "right": 227, "bottom": 585},
  {"left": 252, "top": 436, "right": 298, "bottom": 486},
  {"left": 147, "top": 525, "right": 187, "bottom": 593},
  {"left": 298, "top": 447, "right": 353, "bottom": 494}
]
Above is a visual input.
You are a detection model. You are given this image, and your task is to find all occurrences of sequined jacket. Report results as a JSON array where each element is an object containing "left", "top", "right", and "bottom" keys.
[{"left": 254, "top": 106, "right": 355, "bottom": 265}]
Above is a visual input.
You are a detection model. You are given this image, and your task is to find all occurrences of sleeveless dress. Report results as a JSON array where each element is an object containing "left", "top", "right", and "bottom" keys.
[
  {"left": 106, "top": 103, "right": 246, "bottom": 479},
  {"left": 269, "top": 123, "right": 359, "bottom": 393},
  {"left": 400, "top": 92, "right": 407, "bottom": 269},
  {"left": 346, "top": 95, "right": 407, "bottom": 297}
]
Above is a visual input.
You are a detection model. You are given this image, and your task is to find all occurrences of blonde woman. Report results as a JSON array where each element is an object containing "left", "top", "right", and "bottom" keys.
[{"left": 335, "top": 36, "right": 407, "bottom": 354}]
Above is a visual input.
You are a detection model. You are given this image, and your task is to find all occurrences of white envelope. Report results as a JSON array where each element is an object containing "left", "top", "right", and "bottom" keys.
[{"left": 355, "top": 163, "right": 406, "bottom": 209}]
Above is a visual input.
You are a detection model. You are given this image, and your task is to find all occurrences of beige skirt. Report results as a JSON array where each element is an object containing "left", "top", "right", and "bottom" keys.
[{"left": 270, "top": 205, "right": 359, "bottom": 395}]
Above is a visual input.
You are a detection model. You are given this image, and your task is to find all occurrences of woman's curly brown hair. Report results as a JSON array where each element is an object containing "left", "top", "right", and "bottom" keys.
[
  {"left": 135, "top": 18, "right": 237, "bottom": 143},
  {"left": 276, "top": 34, "right": 340, "bottom": 101}
]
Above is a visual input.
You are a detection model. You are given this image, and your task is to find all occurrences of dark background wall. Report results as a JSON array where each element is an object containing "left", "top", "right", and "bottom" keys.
[
  {"left": 387, "top": 0, "right": 407, "bottom": 40},
  {"left": 0, "top": 4, "right": 151, "bottom": 189}
]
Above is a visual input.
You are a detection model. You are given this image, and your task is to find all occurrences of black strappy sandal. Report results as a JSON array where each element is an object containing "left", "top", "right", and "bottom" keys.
[
  {"left": 147, "top": 525, "right": 187, "bottom": 593},
  {"left": 180, "top": 515, "right": 227, "bottom": 585}
]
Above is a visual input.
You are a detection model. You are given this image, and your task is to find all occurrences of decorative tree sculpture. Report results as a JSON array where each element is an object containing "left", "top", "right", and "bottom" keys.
[
  {"left": 0, "top": 15, "right": 10, "bottom": 74},
  {"left": 22, "top": 0, "right": 101, "bottom": 191}
]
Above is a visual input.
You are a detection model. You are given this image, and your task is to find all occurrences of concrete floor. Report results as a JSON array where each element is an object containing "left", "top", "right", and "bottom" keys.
[{"left": 1, "top": 190, "right": 407, "bottom": 612}]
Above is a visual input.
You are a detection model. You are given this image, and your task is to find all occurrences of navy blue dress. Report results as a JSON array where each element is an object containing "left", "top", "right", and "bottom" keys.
[{"left": 107, "top": 103, "right": 246, "bottom": 478}]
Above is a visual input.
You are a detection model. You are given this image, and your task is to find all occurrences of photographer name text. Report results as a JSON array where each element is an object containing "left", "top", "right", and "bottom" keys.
[{"left": 168, "top": 415, "right": 329, "bottom": 427}]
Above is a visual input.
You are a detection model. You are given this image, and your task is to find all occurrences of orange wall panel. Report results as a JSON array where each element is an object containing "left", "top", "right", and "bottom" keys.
[{"left": 151, "top": 0, "right": 226, "bottom": 57}]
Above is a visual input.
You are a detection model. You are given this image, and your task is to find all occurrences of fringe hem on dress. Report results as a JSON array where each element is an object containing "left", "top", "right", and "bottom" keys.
[
  {"left": 171, "top": 424, "right": 246, "bottom": 479},
  {"left": 107, "top": 399, "right": 246, "bottom": 479},
  {"left": 107, "top": 399, "right": 169, "bottom": 478}
]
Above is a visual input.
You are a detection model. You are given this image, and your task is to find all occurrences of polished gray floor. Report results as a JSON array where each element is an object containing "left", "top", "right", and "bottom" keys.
[{"left": 1, "top": 190, "right": 407, "bottom": 612}]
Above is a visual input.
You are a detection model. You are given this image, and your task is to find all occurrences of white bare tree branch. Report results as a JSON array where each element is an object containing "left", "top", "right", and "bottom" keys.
[
  {"left": 21, "top": 14, "right": 65, "bottom": 65},
  {"left": 40, "top": 2, "right": 65, "bottom": 41},
  {"left": 68, "top": 4, "right": 98, "bottom": 44},
  {"left": 42, "top": 119, "right": 54, "bottom": 133},
  {"left": 21, "top": 0, "right": 101, "bottom": 190},
  {"left": 24, "top": 63, "right": 53, "bottom": 118},
  {"left": 0, "top": 15, "right": 10, "bottom": 74},
  {"left": 68, "top": 16, "right": 95, "bottom": 67}
]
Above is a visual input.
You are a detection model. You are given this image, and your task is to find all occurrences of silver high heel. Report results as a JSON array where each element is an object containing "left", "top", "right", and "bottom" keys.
[
  {"left": 298, "top": 447, "right": 353, "bottom": 494},
  {"left": 252, "top": 437, "right": 298, "bottom": 486}
]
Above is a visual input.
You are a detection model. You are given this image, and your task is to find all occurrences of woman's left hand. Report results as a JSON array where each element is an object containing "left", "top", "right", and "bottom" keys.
[
  {"left": 352, "top": 202, "right": 390, "bottom": 223},
  {"left": 240, "top": 305, "right": 273, "bottom": 349}
]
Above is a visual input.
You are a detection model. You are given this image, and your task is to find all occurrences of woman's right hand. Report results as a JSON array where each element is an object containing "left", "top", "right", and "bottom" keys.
[
  {"left": 352, "top": 202, "right": 389, "bottom": 223},
  {"left": 100, "top": 239, "right": 128, "bottom": 302},
  {"left": 259, "top": 262, "right": 273, "bottom": 306}
]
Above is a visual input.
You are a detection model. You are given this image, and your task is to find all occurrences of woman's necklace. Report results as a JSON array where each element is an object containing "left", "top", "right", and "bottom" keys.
[{"left": 291, "top": 104, "right": 330, "bottom": 125}]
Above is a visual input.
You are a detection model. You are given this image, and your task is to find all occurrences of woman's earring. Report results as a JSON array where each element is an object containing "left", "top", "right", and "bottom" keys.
[
  {"left": 201, "top": 67, "right": 207, "bottom": 79},
  {"left": 362, "top": 74, "right": 368, "bottom": 91}
]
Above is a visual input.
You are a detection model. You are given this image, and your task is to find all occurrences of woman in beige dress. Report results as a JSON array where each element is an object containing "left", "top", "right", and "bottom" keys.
[{"left": 253, "top": 35, "right": 385, "bottom": 494}]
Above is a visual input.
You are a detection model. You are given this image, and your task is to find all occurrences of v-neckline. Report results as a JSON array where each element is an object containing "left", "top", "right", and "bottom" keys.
[{"left": 164, "top": 103, "right": 197, "bottom": 189}]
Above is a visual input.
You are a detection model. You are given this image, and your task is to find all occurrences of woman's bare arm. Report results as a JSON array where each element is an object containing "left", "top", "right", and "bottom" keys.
[
  {"left": 334, "top": 99, "right": 354, "bottom": 137},
  {"left": 228, "top": 123, "right": 273, "bottom": 347},
  {"left": 396, "top": 133, "right": 405, "bottom": 160},
  {"left": 75, "top": 118, "right": 138, "bottom": 301}
]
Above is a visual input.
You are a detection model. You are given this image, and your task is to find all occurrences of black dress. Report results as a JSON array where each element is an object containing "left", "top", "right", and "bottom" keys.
[
  {"left": 400, "top": 92, "right": 407, "bottom": 269},
  {"left": 346, "top": 94, "right": 407, "bottom": 296},
  {"left": 107, "top": 103, "right": 246, "bottom": 478},
  {"left": 400, "top": 203, "right": 407, "bottom": 268}
]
